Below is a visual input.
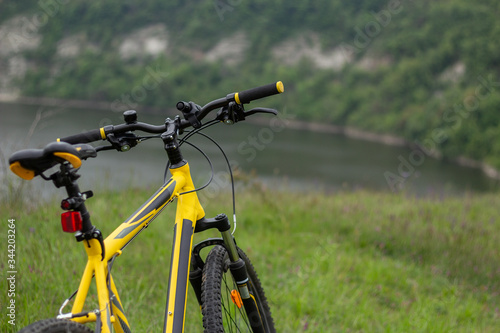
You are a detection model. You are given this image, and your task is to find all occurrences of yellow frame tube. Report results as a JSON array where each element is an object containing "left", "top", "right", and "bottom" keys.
[
  {"left": 164, "top": 163, "right": 205, "bottom": 332},
  {"left": 109, "top": 274, "right": 131, "bottom": 333},
  {"left": 67, "top": 162, "right": 205, "bottom": 333},
  {"left": 69, "top": 238, "right": 113, "bottom": 332}
]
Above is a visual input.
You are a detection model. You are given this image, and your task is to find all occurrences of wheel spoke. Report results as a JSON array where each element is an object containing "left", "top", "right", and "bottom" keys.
[
  {"left": 201, "top": 245, "right": 274, "bottom": 332},
  {"left": 221, "top": 274, "right": 251, "bottom": 330}
]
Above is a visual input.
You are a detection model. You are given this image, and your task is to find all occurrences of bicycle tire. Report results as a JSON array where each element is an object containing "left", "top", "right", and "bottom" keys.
[
  {"left": 201, "top": 245, "right": 275, "bottom": 333},
  {"left": 17, "top": 318, "right": 93, "bottom": 333}
]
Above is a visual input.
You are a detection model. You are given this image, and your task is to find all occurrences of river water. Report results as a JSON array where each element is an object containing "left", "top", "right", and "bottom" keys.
[{"left": 1, "top": 102, "right": 498, "bottom": 197}]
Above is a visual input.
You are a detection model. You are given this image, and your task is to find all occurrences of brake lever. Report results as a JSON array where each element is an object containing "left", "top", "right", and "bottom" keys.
[
  {"left": 244, "top": 107, "right": 278, "bottom": 117},
  {"left": 216, "top": 102, "right": 245, "bottom": 124},
  {"left": 217, "top": 105, "right": 278, "bottom": 125}
]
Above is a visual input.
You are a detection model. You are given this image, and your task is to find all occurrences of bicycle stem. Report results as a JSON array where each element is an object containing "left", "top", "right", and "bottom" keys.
[{"left": 161, "top": 117, "right": 186, "bottom": 168}]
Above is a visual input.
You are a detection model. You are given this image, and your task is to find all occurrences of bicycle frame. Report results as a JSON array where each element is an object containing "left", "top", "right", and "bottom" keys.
[
  {"left": 11, "top": 81, "right": 284, "bottom": 333},
  {"left": 63, "top": 161, "right": 205, "bottom": 333}
]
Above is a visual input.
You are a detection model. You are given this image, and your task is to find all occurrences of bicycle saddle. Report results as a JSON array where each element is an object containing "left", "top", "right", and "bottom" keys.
[{"left": 9, "top": 141, "right": 97, "bottom": 180}]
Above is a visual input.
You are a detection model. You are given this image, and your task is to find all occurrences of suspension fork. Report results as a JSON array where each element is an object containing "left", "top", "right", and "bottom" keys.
[
  {"left": 222, "top": 229, "right": 267, "bottom": 332},
  {"left": 190, "top": 215, "right": 267, "bottom": 333},
  {"left": 189, "top": 214, "right": 235, "bottom": 306}
]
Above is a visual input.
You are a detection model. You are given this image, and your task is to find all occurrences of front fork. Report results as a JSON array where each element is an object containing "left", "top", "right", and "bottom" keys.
[{"left": 189, "top": 214, "right": 266, "bottom": 333}]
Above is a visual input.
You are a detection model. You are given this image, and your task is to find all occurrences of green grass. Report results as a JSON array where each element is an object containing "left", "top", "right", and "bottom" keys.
[{"left": 1, "top": 182, "right": 500, "bottom": 332}]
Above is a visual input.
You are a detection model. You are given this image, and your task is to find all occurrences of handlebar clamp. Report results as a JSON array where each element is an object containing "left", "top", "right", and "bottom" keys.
[{"left": 106, "top": 132, "right": 139, "bottom": 152}]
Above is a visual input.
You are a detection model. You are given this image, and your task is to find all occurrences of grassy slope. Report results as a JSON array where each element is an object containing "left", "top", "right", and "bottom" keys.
[{"left": 1, "top": 184, "right": 500, "bottom": 332}]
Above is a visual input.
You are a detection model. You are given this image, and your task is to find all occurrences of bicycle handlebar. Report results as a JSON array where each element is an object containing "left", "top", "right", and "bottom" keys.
[
  {"left": 193, "top": 81, "right": 284, "bottom": 123},
  {"left": 58, "top": 81, "right": 284, "bottom": 144},
  {"left": 235, "top": 81, "right": 284, "bottom": 104},
  {"left": 59, "top": 129, "right": 104, "bottom": 144},
  {"left": 58, "top": 123, "right": 168, "bottom": 144}
]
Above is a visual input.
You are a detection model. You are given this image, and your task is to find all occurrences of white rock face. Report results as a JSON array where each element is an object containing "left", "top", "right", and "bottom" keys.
[
  {"left": 272, "top": 33, "right": 352, "bottom": 70},
  {"left": 357, "top": 55, "right": 392, "bottom": 70},
  {"left": 204, "top": 32, "right": 249, "bottom": 66},
  {"left": 0, "top": 16, "right": 42, "bottom": 56},
  {"left": 56, "top": 33, "right": 98, "bottom": 58},
  {"left": 118, "top": 24, "right": 169, "bottom": 60},
  {"left": 0, "top": 16, "right": 42, "bottom": 99},
  {"left": 439, "top": 61, "right": 466, "bottom": 83}
]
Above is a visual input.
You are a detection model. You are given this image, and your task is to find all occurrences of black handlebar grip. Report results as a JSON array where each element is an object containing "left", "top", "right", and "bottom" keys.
[
  {"left": 235, "top": 81, "right": 284, "bottom": 104},
  {"left": 58, "top": 128, "right": 105, "bottom": 144}
]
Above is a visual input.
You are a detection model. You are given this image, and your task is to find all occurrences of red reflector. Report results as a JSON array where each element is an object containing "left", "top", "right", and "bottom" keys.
[
  {"left": 61, "top": 211, "right": 83, "bottom": 233},
  {"left": 61, "top": 199, "right": 71, "bottom": 210}
]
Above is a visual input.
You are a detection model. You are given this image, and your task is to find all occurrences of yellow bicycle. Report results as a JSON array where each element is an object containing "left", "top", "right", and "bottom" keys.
[{"left": 9, "top": 82, "right": 284, "bottom": 333}]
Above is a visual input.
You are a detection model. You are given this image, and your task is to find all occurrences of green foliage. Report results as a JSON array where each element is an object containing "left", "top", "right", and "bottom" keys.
[
  {"left": 2, "top": 186, "right": 500, "bottom": 332},
  {"left": 0, "top": 0, "right": 39, "bottom": 23},
  {"left": 5, "top": 0, "right": 500, "bottom": 169}
]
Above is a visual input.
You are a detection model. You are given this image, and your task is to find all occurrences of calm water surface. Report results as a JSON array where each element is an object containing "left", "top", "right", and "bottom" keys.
[{"left": 1, "top": 103, "right": 498, "bottom": 197}]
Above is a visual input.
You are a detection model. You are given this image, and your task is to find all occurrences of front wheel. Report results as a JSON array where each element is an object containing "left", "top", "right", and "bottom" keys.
[
  {"left": 201, "top": 245, "right": 275, "bottom": 333},
  {"left": 17, "top": 318, "right": 93, "bottom": 333}
]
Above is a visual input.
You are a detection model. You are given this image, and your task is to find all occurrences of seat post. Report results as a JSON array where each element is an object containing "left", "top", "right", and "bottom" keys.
[
  {"left": 53, "top": 163, "right": 93, "bottom": 234},
  {"left": 65, "top": 182, "right": 93, "bottom": 234}
]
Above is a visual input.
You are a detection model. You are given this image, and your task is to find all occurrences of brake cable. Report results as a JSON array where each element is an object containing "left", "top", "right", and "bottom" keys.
[
  {"left": 163, "top": 118, "right": 239, "bottom": 234},
  {"left": 177, "top": 140, "right": 214, "bottom": 195},
  {"left": 162, "top": 119, "right": 219, "bottom": 183},
  {"left": 193, "top": 131, "right": 238, "bottom": 235}
]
